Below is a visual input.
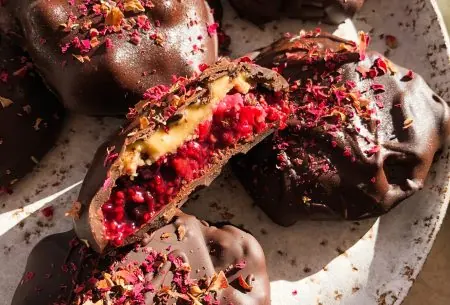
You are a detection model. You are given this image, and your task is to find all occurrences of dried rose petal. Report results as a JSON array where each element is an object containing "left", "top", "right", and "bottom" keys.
[
  {"left": 114, "top": 270, "right": 138, "bottom": 284},
  {"left": 198, "top": 63, "right": 208, "bottom": 72},
  {"left": 358, "top": 31, "right": 370, "bottom": 60},
  {"left": 140, "top": 117, "right": 150, "bottom": 129},
  {"left": 371, "top": 84, "right": 385, "bottom": 93},
  {"left": 374, "top": 57, "right": 388, "bottom": 74},
  {"left": 65, "top": 201, "right": 82, "bottom": 220},
  {"left": 208, "top": 271, "right": 229, "bottom": 292},
  {"left": 355, "top": 66, "right": 369, "bottom": 78},
  {"left": 401, "top": 70, "right": 415, "bottom": 81},
  {"left": 0, "top": 70, "right": 8, "bottom": 83},
  {"left": 365, "top": 145, "right": 380, "bottom": 156},
  {"left": 237, "top": 275, "right": 253, "bottom": 292},
  {"left": 0, "top": 96, "right": 13, "bottom": 108},
  {"left": 124, "top": 0, "right": 145, "bottom": 13},
  {"left": 95, "top": 278, "right": 111, "bottom": 290},
  {"left": 206, "top": 23, "right": 219, "bottom": 36},
  {"left": 160, "top": 232, "right": 171, "bottom": 240},
  {"left": 235, "top": 260, "right": 247, "bottom": 269},
  {"left": 189, "top": 285, "right": 204, "bottom": 297},
  {"left": 176, "top": 224, "right": 186, "bottom": 241},
  {"left": 41, "top": 206, "right": 54, "bottom": 219},
  {"left": 21, "top": 271, "right": 35, "bottom": 284},
  {"left": 386, "top": 59, "right": 398, "bottom": 74},
  {"left": 72, "top": 54, "right": 90, "bottom": 63},
  {"left": 33, "top": 118, "right": 43, "bottom": 131},
  {"left": 105, "top": 7, "right": 124, "bottom": 27}
]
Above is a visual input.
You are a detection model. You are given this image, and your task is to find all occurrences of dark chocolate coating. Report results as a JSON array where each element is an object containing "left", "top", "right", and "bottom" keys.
[
  {"left": 207, "top": 0, "right": 224, "bottom": 23},
  {"left": 0, "top": 33, "right": 64, "bottom": 192},
  {"left": 12, "top": 212, "right": 269, "bottom": 305},
  {"left": 73, "top": 59, "right": 289, "bottom": 252},
  {"left": 254, "top": 31, "right": 360, "bottom": 81},
  {"left": 3, "top": 0, "right": 218, "bottom": 115},
  {"left": 229, "top": 0, "right": 365, "bottom": 25},
  {"left": 233, "top": 36, "right": 450, "bottom": 225}
]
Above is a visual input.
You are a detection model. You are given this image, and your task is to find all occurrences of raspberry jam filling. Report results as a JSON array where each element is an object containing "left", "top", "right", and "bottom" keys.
[{"left": 102, "top": 91, "right": 290, "bottom": 245}]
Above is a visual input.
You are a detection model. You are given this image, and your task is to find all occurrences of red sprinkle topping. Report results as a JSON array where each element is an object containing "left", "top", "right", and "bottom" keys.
[
  {"left": 401, "top": 70, "right": 415, "bottom": 81},
  {"left": 206, "top": 22, "right": 219, "bottom": 36},
  {"left": 21, "top": 271, "right": 35, "bottom": 284},
  {"left": 72, "top": 246, "right": 235, "bottom": 305},
  {"left": 198, "top": 63, "right": 209, "bottom": 72},
  {"left": 0, "top": 70, "right": 8, "bottom": 83},
  {"left": 41, "top": 206, "right": 54, "bottom": 219}
]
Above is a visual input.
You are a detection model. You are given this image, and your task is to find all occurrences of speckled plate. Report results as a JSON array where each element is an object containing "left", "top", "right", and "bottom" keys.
[{"left": 1, "top": 0, "right": 449, "bottom": 304}]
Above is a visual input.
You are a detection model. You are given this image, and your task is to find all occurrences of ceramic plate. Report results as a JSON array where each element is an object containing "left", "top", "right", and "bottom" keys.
[{"left": 1, "top": 0, "right": 449, "bottom": 304}]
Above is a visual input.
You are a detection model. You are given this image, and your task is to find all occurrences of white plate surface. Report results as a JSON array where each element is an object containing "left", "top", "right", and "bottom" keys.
[{"left": 1, "top": 0, "right": 449, "bottom": 304}]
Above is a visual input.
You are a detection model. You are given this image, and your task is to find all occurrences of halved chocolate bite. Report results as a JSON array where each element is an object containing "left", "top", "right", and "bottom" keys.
[
  {"left": 74, "top": 59, "right": 290, "bottom": 251},
  {"left": 3, "top": 0, "right": 218, "bottom": 115},
  {"left": 0, "top": 33, "right": 64, "bottom": 193},
  {"left": 233, "top": 33, "right": 450, "bottom": 225},
  {"left": 229, "top": 0, "right": 366, "bottom": 25},
  {"left": 13, "top": 211, "right": 269, "bottom": 305}
]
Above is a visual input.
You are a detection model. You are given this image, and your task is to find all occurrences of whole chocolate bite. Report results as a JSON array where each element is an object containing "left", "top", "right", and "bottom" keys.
[
  {"left": 73, "top": 59, "right": 290, "bottom": 252},
  {"left": 229, "top": 0, "right": 365, "bottom": 25},
  {"left": 0, "top": 33, "right": 64, "bottom": 193},
  {"left": 3, "top": 0, "right": 218, "bottom": 115},
  {"left": 233, "top": 33, "right": 450, "bottom": 225},
  {"left": 13, "top": 211, "right": 269, "bottom": 305}
]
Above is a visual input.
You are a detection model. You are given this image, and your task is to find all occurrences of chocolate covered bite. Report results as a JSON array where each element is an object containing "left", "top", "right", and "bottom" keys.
[
  {"left": 229, "top": 0, "right": 365, "bottom": 25},
  {"left": 233, "top": 32, "right": 450, "bottom": 225},
  {"left": 3, "top": 0, "right": 218, "bottom": 115},
  {"left": 13, "top": 212, "right": 269, "bottom": 305},
  {"left": 254, "top": 30, "right": 361, "bottom": 80},
  {"left": 0, "top": 34, "right": 64, "bottom": 193},
  {"left": 73, "top": 59, "right": 290, "bottom": 251}
]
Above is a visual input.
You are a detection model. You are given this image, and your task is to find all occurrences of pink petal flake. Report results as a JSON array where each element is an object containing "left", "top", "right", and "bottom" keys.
[
  {"left": 371, "top": 83, "right": 385, "bottom": 93},
  {"left": 401, "top": 70, "right": 415, "bottom": 81},
  {"left": 41, "top": 206, "right": 54, "bottom": 219},
  {"left": 358, "top": 31, "right": 370, "bottom": 60},
  {"left": 206, "top": 22, "right": 219, "bottom": 36},
  {"left": 0, "top": 70, "right": 8, "bottom": 83},
  {"left": 198, "top": 63, "right": 209, "bottom": 72},
  {"left": 365, "top": 145, "right": 380, "bottom": 156}
]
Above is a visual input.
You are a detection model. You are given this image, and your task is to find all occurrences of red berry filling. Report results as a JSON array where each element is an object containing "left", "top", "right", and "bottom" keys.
[{"left": 102, "top": 91, "right": 290, "bottom": 245}]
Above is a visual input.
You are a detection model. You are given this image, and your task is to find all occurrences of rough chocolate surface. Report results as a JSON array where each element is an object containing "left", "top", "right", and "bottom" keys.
[
  {"left": 2, "top": 0, "right": 218, "bottom": 115},
  {"left": 0, "top": 33, "right": 64, "bottom": 192},
  {"left": 73, "top": 59, "right": 289, "bottom": 252},
  {"left": 229, "top": 0, "right": 365, "bottom": 25},
  {"left": 12, "top": 212, "right": 269, "bottom": 305},
  {"left": 233, "top": 33, "right": 450, "bottom": 225}
]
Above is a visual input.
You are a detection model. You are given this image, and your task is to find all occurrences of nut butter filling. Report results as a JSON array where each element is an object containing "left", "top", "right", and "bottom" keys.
[{"left": 121, "top": 74, "right": 251, "bottom": 177}]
